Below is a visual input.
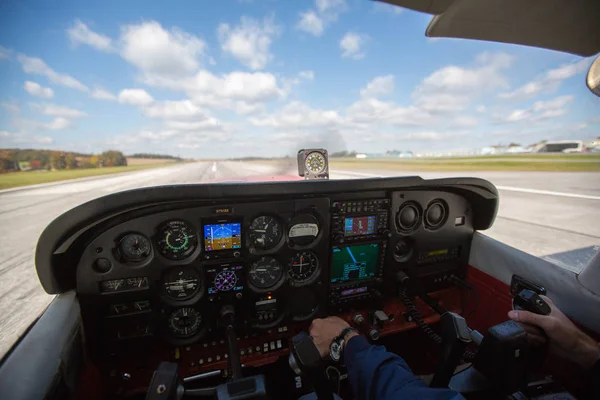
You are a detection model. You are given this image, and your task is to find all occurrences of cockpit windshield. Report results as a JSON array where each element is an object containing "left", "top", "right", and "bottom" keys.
[{"left": 0, "top": 0, "right": 598, "bottom": 360}]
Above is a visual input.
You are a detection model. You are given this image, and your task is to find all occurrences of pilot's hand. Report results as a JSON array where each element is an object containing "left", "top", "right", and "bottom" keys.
[
  {"left": 309, "top": 317, "right": 358, "bottom": 358},
  {"left": 508, "top": 295, "right": 600, "bottom": 369}
]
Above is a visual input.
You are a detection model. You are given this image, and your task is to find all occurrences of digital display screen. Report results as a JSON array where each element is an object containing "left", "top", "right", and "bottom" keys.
[
  {"left": 206, "top": 264, "right": 244, "bottom": 295},
  {"left": 203, "top": 223, "right": 242, "bottom": 251},
  {"left": 341, "top": 286, "right": 368, "bottom": 297},
  {"left": 427, "top": 249, "right": 449, "bottom": 257},
  {"left": 344, "top": 216, "right": 377, "bottom": 237},
  {"left": 330, "top": 243, "right": 380, "bottom": 283}
]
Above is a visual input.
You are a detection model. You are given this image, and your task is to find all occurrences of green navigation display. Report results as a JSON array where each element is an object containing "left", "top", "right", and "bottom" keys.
[{"left": 330, "top": 243, "right": 380, "bottom": 283}]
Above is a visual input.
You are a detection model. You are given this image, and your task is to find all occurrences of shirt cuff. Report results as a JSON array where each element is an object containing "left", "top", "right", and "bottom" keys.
[{"left": 344, "top": 335, "right": 370, "bottom": 364}]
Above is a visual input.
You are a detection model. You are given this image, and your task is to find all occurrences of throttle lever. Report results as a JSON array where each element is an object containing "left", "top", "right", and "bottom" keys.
[
  {"left": 288, "top": 332, "right": 335, "bottom": 400},
  {"left": 513, "top": 289, "right": 551, "bottom": 315}
]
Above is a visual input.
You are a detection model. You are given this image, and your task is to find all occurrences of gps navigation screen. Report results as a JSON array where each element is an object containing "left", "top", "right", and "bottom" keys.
[
  {"left": 203, "top": 223, "right": 242, "bottom": 251},
  {"left": 330, "top": 243, "right": 380, "bottom": 283},
  {"left": 344, "top": 216, "right": 377, "bottom": 237}
]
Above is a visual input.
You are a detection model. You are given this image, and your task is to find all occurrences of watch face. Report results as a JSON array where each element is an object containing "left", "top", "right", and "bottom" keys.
[{"left": 329, "top": 340, "right": 342, "bottom": 362}]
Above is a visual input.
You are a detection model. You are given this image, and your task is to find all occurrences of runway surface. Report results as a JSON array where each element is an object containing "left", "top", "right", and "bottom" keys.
[{"left": 0, "top": 161, "right": 598, "bottom": 357}]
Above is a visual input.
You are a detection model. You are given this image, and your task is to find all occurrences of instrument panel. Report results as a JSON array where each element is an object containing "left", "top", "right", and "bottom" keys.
[{"left": 75, "top": 187, "right": 476, "bottom": 353}]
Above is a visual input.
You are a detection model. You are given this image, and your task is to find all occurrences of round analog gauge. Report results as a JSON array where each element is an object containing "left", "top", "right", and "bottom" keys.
[
  {"left": 213, "top": 270, "right": 238, "bottom": 292},
  {"left": 157, "top": 221, "right": 198, "bottom": 260},
  {"left": 249, "top": 216, "right": 282, "bottom": 250},
  {"left": 304, "top": 151, "right": 326, "bottom": 174},
  {"left": 163, "top": 267, "right": 201, "bottom": 300},
  {"left": 168, "top": 307, "right": 201, "bottom": 337},
  {"left": 288, "top": 287, "right": 318, "bottom": 321},
  {"left": 119, "top": 233, "right": 151, "bottom": 262},
  {"left": 249, "top": 257, "right": 283, "bottom": 289},
  {"left": 289, "top": 252, "right": 319, "bottom": 281}
]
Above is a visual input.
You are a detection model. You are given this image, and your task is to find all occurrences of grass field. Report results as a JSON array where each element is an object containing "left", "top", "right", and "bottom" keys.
[
  {"left": 125, "top": 157, "right": 178, "bottom": 165},
  {"left": 0, "top": 162, "right": 174, "bottom": 190},
  {"left": 327, "top": 154, "right": 600, "bottom": 172}
]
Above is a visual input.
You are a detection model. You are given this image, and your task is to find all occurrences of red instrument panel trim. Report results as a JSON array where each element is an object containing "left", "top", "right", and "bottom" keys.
[{"left": 95, "top": 288, "right": 462, "bottom": 398}]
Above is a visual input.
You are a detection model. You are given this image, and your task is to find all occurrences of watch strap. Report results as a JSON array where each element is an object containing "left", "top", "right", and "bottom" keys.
[
  {"left": 335, "top": 327, "right": 358, "bottom": 364},
  {"left": 338, "top": 327, "right": 358, "bottom": 344}
]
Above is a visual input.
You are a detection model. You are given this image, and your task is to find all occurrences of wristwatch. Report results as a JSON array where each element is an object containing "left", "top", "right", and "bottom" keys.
[{"left": 329, "top": 327, "right": 358, "bottom": 364}]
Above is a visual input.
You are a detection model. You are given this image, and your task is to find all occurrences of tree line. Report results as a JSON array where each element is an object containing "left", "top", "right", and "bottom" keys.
[
  {"left": 129, "top": 153, "right": 182, "bottom": 161},
  {"left": 0, "top": 149, "right": 127, "bottom": 173}
]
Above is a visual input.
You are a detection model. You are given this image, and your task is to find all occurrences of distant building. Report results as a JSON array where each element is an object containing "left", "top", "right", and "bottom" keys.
[{"left": 538, "top": 140, "right": 585, "bottom": 153}]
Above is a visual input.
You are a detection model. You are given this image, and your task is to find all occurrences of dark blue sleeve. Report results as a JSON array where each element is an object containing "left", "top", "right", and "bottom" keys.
[{"left": 344, "top": 335, "right": 465, "bottom": 400}]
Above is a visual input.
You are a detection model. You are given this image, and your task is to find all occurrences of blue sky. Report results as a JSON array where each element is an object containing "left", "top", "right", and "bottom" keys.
[{"left": 0, "top": 0, "right": 598, "bottom": 158}]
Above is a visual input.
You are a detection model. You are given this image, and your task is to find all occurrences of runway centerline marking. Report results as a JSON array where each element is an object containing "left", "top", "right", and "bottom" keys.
[{"left": 330, "top": 170, "right": 600, "bottom": 201}]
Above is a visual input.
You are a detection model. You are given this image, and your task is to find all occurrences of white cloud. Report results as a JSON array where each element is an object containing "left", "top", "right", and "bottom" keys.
[
  {"left": 120, "top": 21, "right": 206, "bottom": 77},
  {"left": 452, "top": 116, "right": 478, "bottom": 128},
  {"left": 340, "top": 32, "right": 367, "bottom": 60},
  {"left": 14, "top": 116, "right": 73, "bottom": 131},
  {"left": 31, "top": 103, "right": 87, "bottom": 118},
  {"left": 372, "top": 2, "right": 404, "bottom": 15},
  {"left": 496, "top": 95, "right": 574, "bottom": 123},
  {"left": 164, "top": 118, "right": 225, "bottom": 131},
  {"left": 0, "top": 130, "right": 53, "bottom": 144},
  {"left": 218, "top": 15, "right": 279, "bottom": 70},
  {"left": 0, "top": 45, "right": 11, "bottom": 59},
  {"left": 499, "top": 58, "right": 590, "bottom": 100},
  {"left": 24, "top": 81, "right": 54, "bottom": 98},
  {"left": 143, "top": 100, "right": 206, "bottom": 119},
  {"left": 192, "top": 71, "right": 282, "bottom": 102},
  {"left": 17, "top": 54, "right": 88, "bottom": 91},
  {"left": 297, "top": 0, "right": 347, "bottom": 36},
  {"left": 142, "top": 70, "right": 283, "bottom": 114},
  {"left": 1, "top": 102, "right": 20, "bottom": 114},
  {"left": 299, "top": 70, "right": 315, "bottom": 80},
  {"left": 46, "top": 117, "right": 71, "bottom": 130},
  {"left": 296, "top": 11, "right": 324, "bottom": 36},
  {"left": 360, "top": 75, "right": 395, "bottom": 97},
  {"left": 118, "top": 89, "right": 154, "bottom": 106},
  {"left": 67, "top": 20, "right": 115, "bottom": 52},
  {"left": 316, "top": 0, "right": 347, "bottom": 14},
  {"left": 399, "top": 131, "right": 469, "bottom": 141},
  {"left": 476, "top": 105, "right": 486, "bottom": 113},
  {"left": 346, "top": 97, "right": 434, "bottom": 126},
  {"left": 250, "top": 101, "right": 342, "bottom": 129},
  {"left": 91, "top": 88, "right": 117, "bottom": 101},
  {"left": 413, "top": 52, "right": 513, "bottom": 113}
]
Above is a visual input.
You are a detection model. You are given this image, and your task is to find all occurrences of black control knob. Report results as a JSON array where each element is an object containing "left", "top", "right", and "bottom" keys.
[
  {"left": 93, "top": 258, "right": 112, "bottom": 273},
  {"left": 395, "top": 271, "right": 409, "bottom": 285},
  {"left": 353, "top": 314, "right": 365, "bottom": 325},
  {"left": 393, "top": 238, "right": 413, "bottom": 262},
  {"left": 369, "top": 327, "right": 381, "bottom": 341}
]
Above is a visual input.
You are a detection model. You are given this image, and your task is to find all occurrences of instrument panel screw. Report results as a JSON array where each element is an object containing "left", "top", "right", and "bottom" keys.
[
  {"left": 122, "top": 372, "right": 131, "bottom": 380},
  {"left": 157, "top": 384, "right": 166, "bottom": 394}
]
